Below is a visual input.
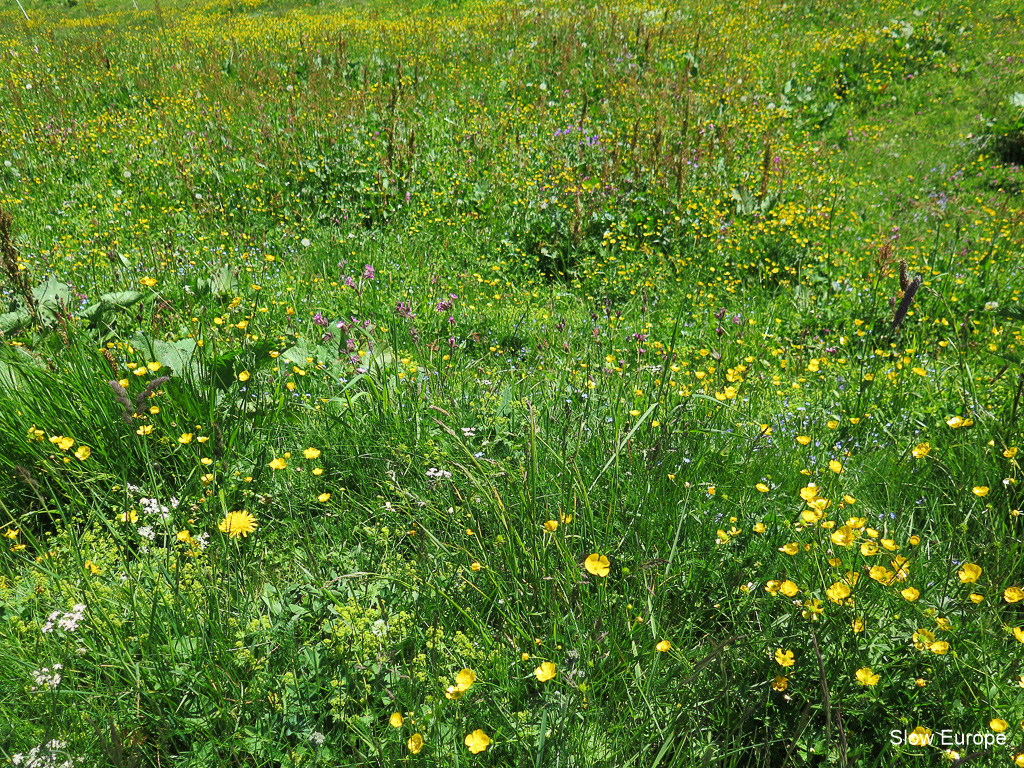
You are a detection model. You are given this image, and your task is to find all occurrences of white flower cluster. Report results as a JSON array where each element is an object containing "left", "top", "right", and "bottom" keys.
[
  {"left": 425, "top": 467, "right": 452, "bottom": 481},
  {"left": 12, "top": 740, "right": 83, "bottom": 768},
  {"left": 127, "top": 485, "right": 180, "bottom": 523},
  {"left": 41, "top": 604, "right": 86, "bottom": 635},
  {"left": 30, "top": 664, "right": 63, "bottom": 691},
  {"left": 126, "top": 485, "right": 182, "bottom": 551}
]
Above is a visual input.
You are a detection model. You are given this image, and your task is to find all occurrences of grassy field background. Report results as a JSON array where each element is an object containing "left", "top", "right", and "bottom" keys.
[{"left": 0, "top": 0, "right": 1023, "bottom": 764}]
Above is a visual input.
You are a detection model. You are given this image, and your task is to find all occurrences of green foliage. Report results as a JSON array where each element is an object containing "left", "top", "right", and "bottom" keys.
[{"left": 0, "top": 0, "right": 1022, "bottom": 765}]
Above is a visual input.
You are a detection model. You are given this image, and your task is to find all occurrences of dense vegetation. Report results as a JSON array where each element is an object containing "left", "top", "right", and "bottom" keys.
[{"left": 0, "top": 0, "right": 1022, "bottom": 764}]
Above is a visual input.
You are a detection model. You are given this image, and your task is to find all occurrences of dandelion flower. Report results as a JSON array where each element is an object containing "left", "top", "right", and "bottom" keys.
[
  {"left": 464, "top": 729, "right": 490, "bottom": 754},
  {"left": 855, "top": 667, "right": 879, "bottom": 686},
  {"left": 218, "top": 510, "right": 258, "bottom": 538},
  {"left": 585, "top": 553, "right": 610, "bottom": 577},
  {"left": 534, "top": 661, "right": 556, "bottom": 682}
]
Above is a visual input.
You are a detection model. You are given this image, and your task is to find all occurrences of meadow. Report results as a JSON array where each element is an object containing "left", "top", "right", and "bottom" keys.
[{"left": 0, "top": 0, "right": 1022, "bottom": 764}]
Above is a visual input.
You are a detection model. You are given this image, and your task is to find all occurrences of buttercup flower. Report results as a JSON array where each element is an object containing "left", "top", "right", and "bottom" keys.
[
  {"left": 771, "top": 676, "right": 788, "bottom": 691},
  {"left": 779, "top": 580, "right": 799, "bottom": 597},
  {"left": 455, "top": 668, "right": 475, "bottom": 691},
  {"left": 774, "top": 649, "right": 795, "bottom": 667},
  {"left": 269, "top": 457, "right": 287, "bottom": 470},
  {"left": 534, "top": 661, "right": 556, "bottom": 681},
  {"left": 912, "top": 442, "right": 931, "bottom": 458},
  {"left": 390, "top": 712, "right": 404, "bottom": 728},
  {"left": 303, "top": 447, "right": 321, "bottom": 459},
  {"left": 656, "top": 640, "right": 672, "bottom": 652},
  {"left": 465, "top": 729, "right": 491, "bottom": 754},
  {"left": 959, "top": 563, "right": 982, "bottom": 583},
  {"left": 585, "top": 553, "right": 610, "bottom": 577},
  {"left": 855, "top": 667, "right": 879, "bottom": 686},
  {"left": 831, "top": 526, "right": 856, "bottom": 547},
  {"left": 408, "top": 734, "right": 423, "bottom": 754},
  {"left": 1005, "top": 586, "right": 1024, "bottom": 604},
  {"left": 826, "top": 582, "right": 851, "bottom": 603}
]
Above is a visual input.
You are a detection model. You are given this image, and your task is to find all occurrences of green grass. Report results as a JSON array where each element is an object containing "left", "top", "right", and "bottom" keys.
[{"left": 0, "top": 0, "right": 1023, "bottom": 765}]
